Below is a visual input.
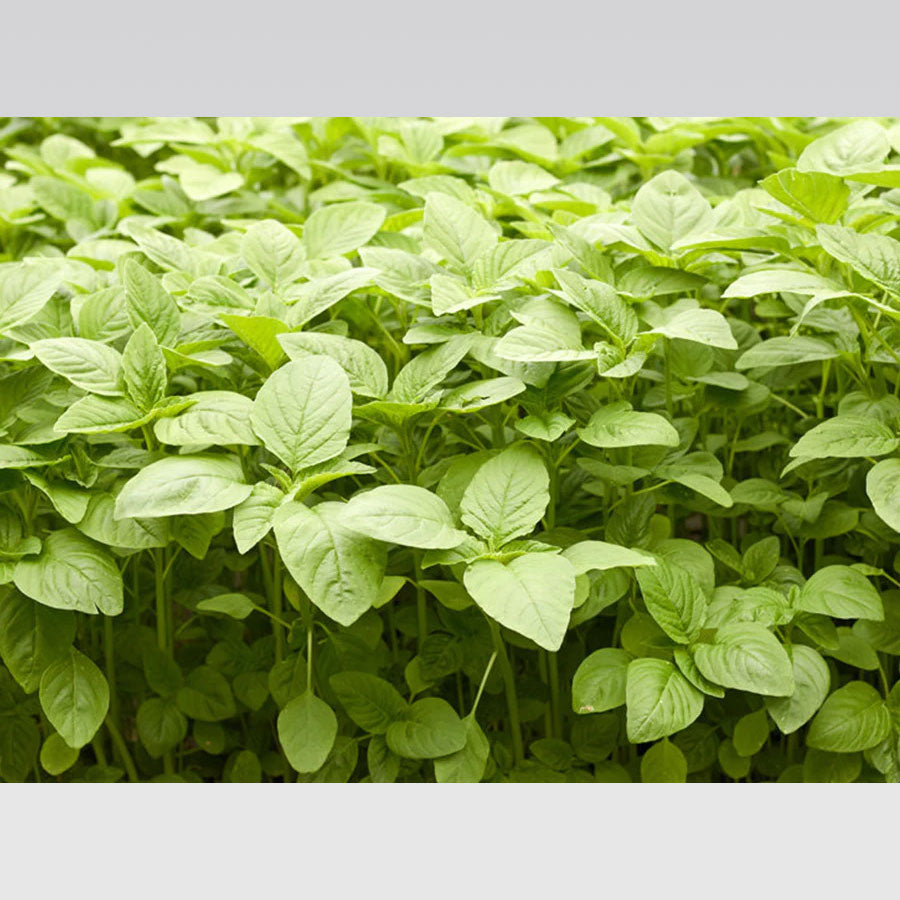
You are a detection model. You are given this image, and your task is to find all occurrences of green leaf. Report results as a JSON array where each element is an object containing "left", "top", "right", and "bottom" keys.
[
  {"left": 30, "top": 337, "right": 123, "bottom": 396},
  {"left": 278, "top": 690, "right": 338, "bottom": 773},
  {"left": 572, "top": 648, "right": 630, "bottom": 714},
  {"left": 39, "top": 647, "right": 109, "bottom": 749},
  {"left": 761, "top": 169, "right": 849, "bottom": 224},
  {"left": 552, "top": 269, "right": 638, "bottom": 345},
  {"left": 434, "top": 717, "right": 490, "bottom": 783},
  {"left": 625, "top": 658, "right": 704, "bottom": 743},
  {"left": 578, "top": 402, "right": 679, "bottom": 449},
  {"left": 196, "top": 593, "right": 255, "bottom": 620},
  {"left": 423, "top": 193, "right": 497, "bottom": 275},
  {"left": 464, "top": 553, "right": 576, "bottom": 651},
  {"left": 279, "top": 331, "right": 388, "bottom": 399},
  {"left": 136, "top": 697, "right": 187, "bottom": 758},
  {"left": 693, "top": 623, "right": 794, "bottom": 696},
  {"left": 641, "top": 739, "right": 687, "bottom": 782},
  {"left": 176, "top": 666, "right": 236, "bottom": 722},
  {"left": 273, "top": 501, "right": 385, "bottom": 626},
  {"left": 329, "top": 671, "right": 408, "bottom": 733},
  {"left": 795, "top": 565, "right": 884, "bottom": 620},
  {"left": 40, "top": 732, "right": 79, "bottom": 775},
  {"left": 766, "top": 645, "right": 830, "bottom": 735},
  {"left": 122, "top": 259, "right": 181, "bottom": 346},
  {"left": 636, "top": 559, "right": 707, "bottom": 644},
  {"left": 220, "top": 314, "right": 288, "bottom": 370},
  {"left": 649, "top": 308, "right": 737, "bottom": 350},
  {"left": 630, "top": 170, "right": 712, "bottom": 251},
  {"left": 735, "top": 335, "right": 839, "bottom": 369},
  {"left": 122, "top": 323, "right": 166, "bottom": 411},
  {"left": 732, "top": 707, "right": 769, "bottom": 756},
  {"left": 816, "top": 224, "right": 900, "bottom": 296},
  {"left": 807, "top": 681, "right": 891, "bottom": 752},
  {"left": 242, "top": 219, "right": 305, "bottom": 288},
  {"left": 0, "top": 261, "right": 63, "bottom": 332},
  {"left": 154, "top": 391, "right": 257, "bottom": 447},
  {"left": 342, "top": 485, "right": 466, "bottom": 549},
  {"left": 0, "top": 592, "right": 75, "bottom": 693},
  {"left": 232, "top": 482, "right": 284, "bottom": 554},
  {"left": 386, "top": 697, "right": 467, "bottom": 759},
  {"left": 459, "top": 445, "right": 549, "bottom": 548},
  {"left": 115, "top": 454, "right": 251, "bottom": 519},
  {"left": 867, "top": 459, "right": 900, "bottom": 532},
  {"left": 797, "top": 121, "right": 890, "bottom": 175},
  {"left": 562, "top": 540, "right": 656, "bottom": 574},
  {"left": 389, "top": 334, "right": 473, "bottom": 404},
  {"left": 302, "top": 201, "right": 385, "bottom": 259},
  {"left": 14, "top": 529, "right": 123, "bottom": 616},
  {"left": 251, "top": 357, "right": 351, "bottom": 473}
]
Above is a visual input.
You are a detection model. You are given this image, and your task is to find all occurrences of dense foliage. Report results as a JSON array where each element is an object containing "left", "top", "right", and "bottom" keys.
[{"left": 1, "top": 117, "right": 899, "bottom": 783}]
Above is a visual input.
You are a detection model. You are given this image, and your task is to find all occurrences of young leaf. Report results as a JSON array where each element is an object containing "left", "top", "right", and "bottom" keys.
[
  {"left": 278, "top": 691, "right": 338, "bottom": 773},
  {"left": 578, "top": 402, "right": 679, "bottom": 449},
  {"left": 625, "top": 658, "right": 704, "bottom": 743},
  {"left": 794, "top": 566, "right": 884, "bottom": 620},
  {"left": 386, "top": 698, "right": 467, "bottom": 759},
  {"left": 115, "top": 454, "right": 252, "bottom": 519},
  {"left": 636, "top": 559, "right": 707, "bottom": 644},
  {"left": 806, "top": 682, "right": 891, "bottom": 753},
  {"left": 341, "top": 485, "right": 467, "bottom": 549},
  {"left": 39, "top": 648, "right": 109, "bottom": 749},
  {"left": 273, "top": 502, "right": 386, "bottom": 626},
  {"left": 122, "top": 323, "right": 167, "bottom": 411},
  {"left": 463, "top": 553, "right": 576, "bottom": 651},
  {"left": 693, "top": 623, "right": 794, "bottom": 696},
  {"left": 251, "top": 357, "right": 352, "bottom": 473},
  {"left": 572, "top": 648, "right": 630, "bottom": 714},
  {"left": 766, "top": 645, "right": 831, "bottom": 735}
]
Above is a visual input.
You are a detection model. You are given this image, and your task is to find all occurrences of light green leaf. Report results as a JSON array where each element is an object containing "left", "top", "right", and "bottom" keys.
[
  {"left": 136, "top": 698, "right": 187, "bottom": 758},
  {"left": 867, "top": 459, "right": 900, "bottom": 532},
  {"left": 122, "top": 259, "right": 181, "bottom": 347},
  {"left": 552, "top": 269, "right": 637, "bottom": 345},
  {"left": 14, "top": 529, "right": 123, "bottom": 616},
  {"left": 693, "top": 623, "right": 794, "bottom": 696},
  {"left": 578, "top": 402, "right": 679, "bottom": 449},
  {"left": 30, "top": 338, "right": 123, "bottom": 396},
  {"left": 220, "top": 314, "right": 288, "bottom": 370},
  {"left": 39, "top": 648, "right": 109, "bottom": 749},
  {"left": 650, "top": 308, "right": 737, "bottom": 350},
  {"left": 0, "top": 592, "right": 75, "bottom": 693},
  {"left": 302, "top": 201, "right": 385, "bottom": 259},
  {"left": 791, "top": 416, "right": 898, "bottom": 460},
  {"left": 464, "top": 552, "right": 576, "bottom": 651},
  {"left": 278, "top": 690, "right": 338, "bottom": 773},
  {"left": 641, "top": 739, "right": 687, "bottom": 782},
  {"left": 625, "top": 658, "right": 704, "bottom": 742},
  {"left": 817, "top": 224, "right": 900, "bottom": 296},
  {"left": 434, "top": 717, "right": 489, "bottom": 783},
  {"left": 807, "top": 681, "right": 891, "bottom": 752},
  {"left": 423, "top": 193, "right": 497, "bottom": 275},
  {"left": 273, "top": 501, "right": 385, "bottom": 626},
  {"left": 122, "top": 323, "right": 166, "bottom": 412},
  {"left": 242, "top": 219, "right": 305, "bottom": 288},
  {"left": 342, "top": 485, "right": 467, "bottom": 549},
  {"left": 572, "top": 648, "right": 631, "bottom": 714},
  {"left": 114, "top": 454, "right": 252, "bottom": 519},
  {"left": 735, "top": 335, "right": 839, "bottom": 369},
  {"left": 389, "top": 334, "right": 473, "bottom": 403},
  {"left": 562, "top": 540, "right": 656, "bottom": 574},
  {"left": 460, "top": 445, "right": 549, "bottom": 547},
  {"left": 766, "top": 645, "right": 830, "bottom": 735},
  {"left": 279, "top": 331, "right": 388, "bottom": 398},
  {"left": 386, "top": 697, "right": 467, "bottom": 759},
  {"left": 797, "top": 121, "right": 890, "bottom": 175},
  {"left": 630, "top": 170, "right": 713, "bottom": 251},
  {"left": 636, "top": 559, "right": 707, "bottom": 644},
  {"left": 794, "top": 565, "right": 883, "bottom": 620},
  {"left": 251, "top": 356, "right": 352, "bottom": 473},
  {"left": 0, "top": 261, "right": 64, "bottom": 332},
  {"left": 154, "top": 391, "right": 256, "bottom": 447},
  {"left": 330, "top": 671, "right": 408, "bottom": 733},
  {"left": 761, "top": 169, "right": 849, "bottom": 223},
  {"left": 232, "top": 482, "right": 283, "bottom": 554}
]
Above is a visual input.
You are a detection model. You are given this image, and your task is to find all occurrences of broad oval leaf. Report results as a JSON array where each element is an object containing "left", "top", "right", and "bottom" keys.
[
  {"left": 277, "top": 690, "right": 338, "bottom": 773},
  {"left": 625, "top": 658, "right": 704, "bottom": 743},
  {"left": 39, "top": 648, "right": 109, "bottom": 749},
  {"left": 693, "top": 623, "right": 794, "bottom": 696},
  {"left": 807, "top": 681, "right": 891, "bottom": 753}
]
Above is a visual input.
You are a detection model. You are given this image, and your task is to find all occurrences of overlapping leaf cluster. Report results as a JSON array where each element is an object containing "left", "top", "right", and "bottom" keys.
[{"left": 1, "top": 117, "right": 899, "bottom": 783}]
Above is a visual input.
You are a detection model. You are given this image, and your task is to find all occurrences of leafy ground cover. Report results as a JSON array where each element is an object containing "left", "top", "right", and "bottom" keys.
[{"left": 1, "top": 117, "right": 899, "bottom": 782}]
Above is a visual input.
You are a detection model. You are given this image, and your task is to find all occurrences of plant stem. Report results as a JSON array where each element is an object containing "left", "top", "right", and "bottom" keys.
[
  {"left": 470, "top": 651, "right": 497, "bottom": 717},
  {"left": 271, "top": 550, "right": 284, "bottom": 663},
  {"left": 105, "top": 716, "right": 139, "bottom": 783},
  {"left": 487, "top": 618, "right": 524, "bottom": 766},
  {"left": 153, "top": 549, "right": 175, "bottom": 776},
  {"left": 103, "top": 615, "right": 118, "bottom": 727},
  {"left": 547, "top": 651, "right": 562, "bottom": 739}
]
